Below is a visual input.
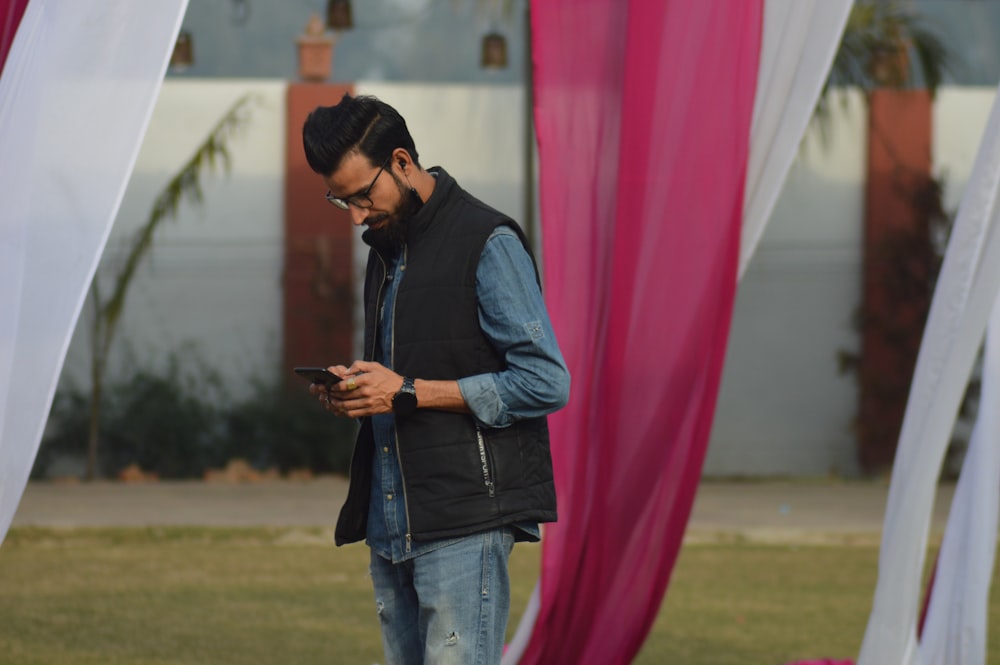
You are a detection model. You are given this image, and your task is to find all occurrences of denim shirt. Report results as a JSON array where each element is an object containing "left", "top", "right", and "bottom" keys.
[{"left": 367, "top": 225, "right": 568, "bottom": 563}]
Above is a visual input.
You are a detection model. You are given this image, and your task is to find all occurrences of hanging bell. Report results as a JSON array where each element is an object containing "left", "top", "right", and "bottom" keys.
[
  {"left": 170, "top": 31, "right": 194, "bottom": 70},
  {"left": 326, "top": 0, "right": 354, "bottom": 31},
  {"left": 481, "top": 31, "right": 507, "bottom": 69}
]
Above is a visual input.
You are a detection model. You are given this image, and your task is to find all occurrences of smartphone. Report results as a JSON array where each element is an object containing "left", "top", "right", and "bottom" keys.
[{"left": 293, "top": 366, "right": 343, "bottom": 388}]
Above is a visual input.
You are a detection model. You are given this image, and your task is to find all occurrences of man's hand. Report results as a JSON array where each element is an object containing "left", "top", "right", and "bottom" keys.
[
  {"left": 310, "top": 361, "right": 470, "bottom": 417},
  {"left": 322, "top": 360, "right": 404, "bottom": 418}
]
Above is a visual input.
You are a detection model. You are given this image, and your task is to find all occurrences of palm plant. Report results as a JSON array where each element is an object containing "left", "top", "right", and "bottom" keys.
[
  {"left": 816, "top": 1, "right": 954, "bottom": 127},
  {"left": 84, "top": 95, "right": 254, "bottom": 479}
]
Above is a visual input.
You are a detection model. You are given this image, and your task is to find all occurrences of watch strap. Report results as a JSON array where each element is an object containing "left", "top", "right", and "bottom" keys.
[{"left": 392, "top": 376, "right": 418, "bottom": 416}]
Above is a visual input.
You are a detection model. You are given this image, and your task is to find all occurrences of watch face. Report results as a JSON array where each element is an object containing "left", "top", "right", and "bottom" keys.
[{"left": 392, "top": 390, "right": 418, "bottom": 417}]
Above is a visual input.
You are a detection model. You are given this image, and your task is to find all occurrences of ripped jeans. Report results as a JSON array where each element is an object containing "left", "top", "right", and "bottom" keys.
[{"left": 369, "top": 527, "right": 515, "bottom": 665}]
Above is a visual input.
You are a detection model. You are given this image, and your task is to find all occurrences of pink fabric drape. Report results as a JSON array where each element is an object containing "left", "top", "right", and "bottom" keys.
[
  {"left": 523, "top": 2, "right": 762, "bottom": 663},
  {"left": 0, "top": 0, "right": 29, "bottom": 73}
]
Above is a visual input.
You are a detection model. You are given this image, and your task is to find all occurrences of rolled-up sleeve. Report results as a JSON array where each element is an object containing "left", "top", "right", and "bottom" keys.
[{"left": 457, "top": 226, "right": 570, "bottom": 427}]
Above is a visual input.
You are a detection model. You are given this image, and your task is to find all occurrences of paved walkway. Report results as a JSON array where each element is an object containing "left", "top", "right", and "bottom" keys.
[{"left": 10, "top": 478, "right": 957, "bottom": 544}]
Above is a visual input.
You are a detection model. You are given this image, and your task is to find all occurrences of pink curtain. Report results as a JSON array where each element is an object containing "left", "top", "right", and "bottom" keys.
[
  {"left": 521, "top": 2, "right": 763, "bottom": 663},
  {"left": 0, "top": 0, "right": 29, "bottom": 72}
]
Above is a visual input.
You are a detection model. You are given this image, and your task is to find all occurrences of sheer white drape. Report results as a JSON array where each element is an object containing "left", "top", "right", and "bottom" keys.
[
  {"left": 741, "top": 0, "right": 852, "bottom": 278},
  {"left": 858, "top": 81, "right": 1000, "bottom": 665},
  {"left": 918, "top": 300, "right": 1000, "bottom": 665},
  {"left": 746, "top": 7, "right": 1000, "bottom": 661},
  {"left": 0, "top": 0, "right": 189, "bottom": 544}
]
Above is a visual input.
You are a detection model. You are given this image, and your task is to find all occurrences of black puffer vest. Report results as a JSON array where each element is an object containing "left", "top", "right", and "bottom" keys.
[{"left": 333, "top": 168, "right": 557, "bottom": 546}]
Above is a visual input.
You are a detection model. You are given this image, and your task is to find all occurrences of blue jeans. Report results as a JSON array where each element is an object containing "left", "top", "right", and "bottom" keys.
[{"left": 369, "top": 527, "right": 515, "bottom": 665}]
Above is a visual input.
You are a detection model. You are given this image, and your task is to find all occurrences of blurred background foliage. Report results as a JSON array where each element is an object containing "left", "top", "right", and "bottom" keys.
[{"left": 35, "top": 357, "right": 356, "bottom": 480}]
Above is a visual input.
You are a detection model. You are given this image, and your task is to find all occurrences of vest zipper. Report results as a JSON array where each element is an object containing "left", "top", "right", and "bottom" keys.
[
  {"left": 341, "top": 249, "right": 390, "bottom": 541},
  {"left": 476, "top": 426, "right": 496, "bottom": 498},
  {"left": 396, "top": 414, "right": 413, "bottom": 554},
  {"left": 369, "top": 250, "right": 389, "bottom": 361},
  {"left": 391, "top": 244, "right": 414, "bottom": 552}
]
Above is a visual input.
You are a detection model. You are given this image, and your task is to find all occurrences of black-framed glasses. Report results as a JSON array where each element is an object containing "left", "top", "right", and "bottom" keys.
[{"left": 325, "top": 155, "right": 392, "bottom": 210}]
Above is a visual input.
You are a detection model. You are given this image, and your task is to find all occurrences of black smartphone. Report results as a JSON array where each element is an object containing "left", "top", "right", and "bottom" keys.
[{"left": 293, "top": 366, "right": 343, "bottom": 388}]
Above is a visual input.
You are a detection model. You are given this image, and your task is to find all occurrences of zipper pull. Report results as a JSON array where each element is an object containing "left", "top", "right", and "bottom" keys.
[
  {"left": 487, "top": 481, "right": 496, "bottom": 498},
  {"left": 405, "top": 533, "right": 412, "bottom": 553}
]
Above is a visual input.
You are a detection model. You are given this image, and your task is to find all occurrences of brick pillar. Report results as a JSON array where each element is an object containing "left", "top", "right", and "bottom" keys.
[
  {"left": 283, "top": 83, "right": 355, "bottom": 383},
  {"left": 858, "top": 89, "right": 934, "bottom": 474}
]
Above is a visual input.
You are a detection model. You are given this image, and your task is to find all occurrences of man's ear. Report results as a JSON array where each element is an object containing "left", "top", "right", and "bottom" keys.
[{"left": 393, "top": 149, "right": 414, "bottom": 171}]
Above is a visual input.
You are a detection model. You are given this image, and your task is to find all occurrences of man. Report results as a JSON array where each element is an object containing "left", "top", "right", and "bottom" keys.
[{"left": 301, "top": 93, "right": 569, "bottom": 665}]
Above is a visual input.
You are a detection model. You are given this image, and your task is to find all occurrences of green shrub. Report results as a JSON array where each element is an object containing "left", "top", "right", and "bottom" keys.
[
  {"left": 103, "top": 368, "right": 223, "bottom": 477},
  {"left": 217, "top": 383, "right": 356, "bottom": 475},
  {"left": 35, "top": 364, "right": 356, "bottom": 480}
]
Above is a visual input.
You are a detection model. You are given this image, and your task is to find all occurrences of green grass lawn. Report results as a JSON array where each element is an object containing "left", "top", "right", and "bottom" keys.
[{"left": 0, "top": 527, "right": 993, "bottom": 664}]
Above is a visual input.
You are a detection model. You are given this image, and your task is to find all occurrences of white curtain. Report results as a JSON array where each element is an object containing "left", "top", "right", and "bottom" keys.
[
  {"left": 740, "top": 0, "right": 853, "bottom": 279},
  {"left": 858, "top": 81, "right": 1000, "bottom": 665},
  {"left": 0, "top": 0, "right": 189, "bottom": 545},
  {"left": 918, "top": 298, "right": 1000, "bottom": 665}
]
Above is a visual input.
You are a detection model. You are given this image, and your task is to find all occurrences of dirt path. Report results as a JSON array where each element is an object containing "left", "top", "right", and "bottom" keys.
[{"left": 11, "top": 478, "right": 956, "bottom": 544}]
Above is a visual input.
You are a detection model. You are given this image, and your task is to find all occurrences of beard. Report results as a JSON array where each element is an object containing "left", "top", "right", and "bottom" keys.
[{"left": 367, "top": 174, "right": 424, "bottom": 251}]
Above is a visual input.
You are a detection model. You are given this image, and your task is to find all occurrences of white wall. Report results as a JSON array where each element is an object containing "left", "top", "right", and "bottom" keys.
[
  {"left": 705, "top": 89, "right": 869, "bottom": 478},
  {"left": 56, "top": 81, "right": 998, "bottom": 476},
  {"left": 704, "top": 86, "right": 998, "bottom": 478},
  {"left": 934, "top": 88, "right": 998, "bottom": 211},
  {"left": 59, "top": 80, "right": 287, "bottom": 400},
  {"left": 57, "top": 81, "right": 528, "bottom": 400}
]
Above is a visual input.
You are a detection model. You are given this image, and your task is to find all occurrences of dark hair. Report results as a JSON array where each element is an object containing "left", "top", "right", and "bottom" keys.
[{"left": 302, "top": 93, "right": 420, "bottom": 176}]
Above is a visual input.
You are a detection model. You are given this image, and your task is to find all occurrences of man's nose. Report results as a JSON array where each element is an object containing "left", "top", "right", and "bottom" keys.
[{"left": 349, "top": 205, "right": 369, "bottom": 226}]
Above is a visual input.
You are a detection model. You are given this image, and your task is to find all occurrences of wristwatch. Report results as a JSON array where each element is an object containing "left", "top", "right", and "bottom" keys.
[{"left": 392, "top": 377, "right": 418, "bottom": 417}]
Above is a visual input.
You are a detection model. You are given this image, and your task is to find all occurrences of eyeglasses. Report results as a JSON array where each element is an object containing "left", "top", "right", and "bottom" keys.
[{"left": 325, "top": 155, "right": 391, "bottom": 210}]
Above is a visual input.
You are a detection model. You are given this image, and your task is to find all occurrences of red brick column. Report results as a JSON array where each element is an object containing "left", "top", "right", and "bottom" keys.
[
  {"left": 859, "top": 89, "right": 934, "bottom": 474},
  {"left": 283, "top": 83, "right": 355, "bottom": 381}
]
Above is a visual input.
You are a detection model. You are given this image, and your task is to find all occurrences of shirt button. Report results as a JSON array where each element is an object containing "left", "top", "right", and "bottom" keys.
[
  {"left": 383, "top": 447, "right": 389, "bottom": 453},
  {"left": 386, "top": 494, "right": 393, "bottom": 500}
]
